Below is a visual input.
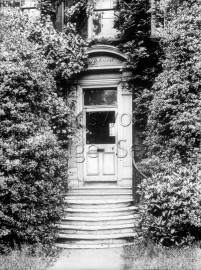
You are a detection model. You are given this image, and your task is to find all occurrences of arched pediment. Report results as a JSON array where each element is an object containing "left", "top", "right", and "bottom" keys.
[{"left": 87, "top": 45, "right": 126, "bottom": 70}]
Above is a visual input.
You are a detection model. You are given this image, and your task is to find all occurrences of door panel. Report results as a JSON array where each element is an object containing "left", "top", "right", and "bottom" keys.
[
  {"left": 103, "top": 152, "right": 115, "bottom": 175},
  {"left": 86, "top": 154, "right": 99, "bottom": 175}
]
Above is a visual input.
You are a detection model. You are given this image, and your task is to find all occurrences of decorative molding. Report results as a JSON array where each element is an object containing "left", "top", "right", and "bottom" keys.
[
  {"left": 88, "top": 56, "right": 123, "bottom": 68},
  {"left": 78, "top": 79, "right": 121, "bottom": 86},
  {"left": 121, "top": 87, "right": 132, "bottom": 95},
  {"left": 87, "top": 45, "right": 127, "bottom": 60},
  {"left": 87, "top": 45, "right": 126, "bottom": 70}
]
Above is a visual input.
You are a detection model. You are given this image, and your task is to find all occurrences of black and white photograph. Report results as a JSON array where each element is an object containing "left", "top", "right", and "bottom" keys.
[{"left": 0, "top": 0, "right": 201, "bottom": 269}]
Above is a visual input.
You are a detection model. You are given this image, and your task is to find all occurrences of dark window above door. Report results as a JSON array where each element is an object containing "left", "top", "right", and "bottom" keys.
[{"left": 83, "top": 88, "right": 117, "bottom": 106}]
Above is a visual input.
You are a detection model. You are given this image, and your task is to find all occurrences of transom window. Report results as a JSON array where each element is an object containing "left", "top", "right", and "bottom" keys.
[
  {"left": 83, "top": 88, "right": 117, "bottom": 106},
  {"left": 91, "top": 0, "right": 118, "bottom": 37}
]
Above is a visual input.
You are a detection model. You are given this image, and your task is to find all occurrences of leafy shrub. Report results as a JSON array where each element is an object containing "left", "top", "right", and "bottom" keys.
[
  {"left": 114, "top": 0, "right": 163, "bottom": 133},
  {"left": 0, "top": 8, "right": 86, "bottom": 252},
  {"left": 145, "top": 2, "right": 201, "bottom": 162},
  {"left": 137, "top": 165, "right": 201, "bottom": 246},
  {"left": 137, "top": 155, "right": 184, "bottom": 177}
]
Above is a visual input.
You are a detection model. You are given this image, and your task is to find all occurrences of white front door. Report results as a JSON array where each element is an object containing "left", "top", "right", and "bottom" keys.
[{"left": 83, "top": 87, "right": 118, "bottom": 182}]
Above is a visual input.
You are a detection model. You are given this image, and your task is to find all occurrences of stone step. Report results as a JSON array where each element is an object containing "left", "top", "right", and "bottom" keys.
[
  {"left": 68, "top": 187, "right": 132, "bottom": 194},
  {"left": 56, "top": 242, "right": 136, "bottom": 249},
  {"left": 66, "top": 193, "right": 133, "bottom": 200},
  {"left": 84, "top": 182, "right": 118, "bottom": 187},
  {"left": 65, "top": 199, "right": 133, "bottom": 209},
  {"left": 58, "top": 223, "right": 135, "bottom": 231},
  {"left": 57, "top": 232, "right": 136, "bottom": 245},
  {"left": 65, "top": 205, "right": 137, "bottom": 213},
  {"left": 57, "top": 188, "right": 135, "bottom": 248},
  {"left": 59, "top": 227, "right": 135, "bottom": 235},
  {"left": 59, "top": 215, "right": 136, "bottom": 226},
  {"left": 58, "top": 233, "right": 137, "bottom": 240},
  {"left": 57, "top": 238, "right": 132, "bottom": 245},
  {"left": 64, "top": 206, "right": 137, "bottom": 217},
  {"left": 60, "top": 214, "right": 136, "bottom": 222}
]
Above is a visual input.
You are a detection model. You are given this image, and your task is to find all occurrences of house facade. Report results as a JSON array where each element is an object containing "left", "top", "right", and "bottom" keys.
[
  {"left": 54, "top": 0, "right": 141, "bottom": 248},
  {"left": 0, "top": 1, "right": 146, "bottom": 191},
  {"left": 56, "top": 0, "right": 138, "bottom": 190},
  {"left": 1, "top": 0, "right": 154, "bottom": 248},
  {"left": 1, "top": 0, "right": 200, "bottom": 248}
]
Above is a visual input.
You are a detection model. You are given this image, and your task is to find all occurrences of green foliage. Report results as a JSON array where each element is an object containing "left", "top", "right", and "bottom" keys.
[
  {"left": 65, "top": 0, "right": 94, "bottom": 20},
  {"left": 135, "top": 1, "right": 201, "bottom": 248},
  {"left": 145, "top": 2, "right": 201, "bottom": 162},
  {"left": 39, "top": 0, "right": 57, "bottom": 22},
  {"left": 138, "top": 165, "right": 201, "bottom": 246},
  {"left": 0, "top": 245, "right": 51, "bottom": 270},
  {"left": 122, "top": 241, "right": 200, "bottom": 270},
  {"left": 114, "top": 0, "right": 162, "bottom": 132},
  {"left": 28, "top": 17, "right": 87, "bottom": 92},
  {"left": 0, "top": 8, "right": 86, "bottom": 252},
  {"left": 64, "top": 0, "right": 94, "bottom": 35},
  {"left": 114, "top": 0, "right": 151, "bottom": 40},
  {"left": 137, "top": 155, "right": 183, "bottom": 177}
]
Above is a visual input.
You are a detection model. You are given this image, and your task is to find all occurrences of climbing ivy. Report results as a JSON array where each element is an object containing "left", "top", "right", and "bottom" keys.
[
  {"left": 114, "top": 0, "right": 200, "bottom": 167},
  {"left": 134, "top": 0, "right": 201, "bottom": 248},
  {"left": 144, "top": 1, "right": 201, "bottom": 164},
  {"left": 39, "top": 0, "right": 56, "bottom": 21},
  {"left": 114, "top": 0, "right": 163, "bottom": 135}
]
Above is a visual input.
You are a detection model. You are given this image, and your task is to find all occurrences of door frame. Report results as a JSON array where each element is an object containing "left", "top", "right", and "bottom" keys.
[
  {"left": 82, "top": 85, "right": 119, "bottom": 182},
  {"left": 77, "top": 84, "right": 122, "bottom": 184},
  {"left": 75, "top": 80, "right": 133, "bottom": 187},
  {"left": 67, "top": 46, "right": 133, "bottom": 187}
]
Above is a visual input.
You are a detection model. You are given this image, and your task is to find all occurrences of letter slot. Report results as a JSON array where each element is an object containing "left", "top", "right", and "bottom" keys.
[{"left": 97, "top": 148, "right": 105, "bottom": 152}]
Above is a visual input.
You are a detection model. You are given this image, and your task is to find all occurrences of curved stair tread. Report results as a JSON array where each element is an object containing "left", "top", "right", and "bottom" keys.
[
  {"left": 61, "top": 214, "right": 135, "bottom": 222},
  {"left": 64, "top": 205, "right": 138, "bottom": 213},
  {"left": 57, "top": 223, "right": 136, "bottom": 230},
  {"left": 58, "top": 233, "right": 137, "bottom": 239},
  {"left": 67, "top": 193, "right": 132, "bottom": 195},
  {"left": 56, "top": 243, "right": 136, "bottom": 249},
  {"left": 57, "top": 186, "right": 136, "bottom": 248},
  {"left": 69, "top": 186, "right": 132, "bottom": 191},
  {"left": 65, "top": 199, "right": 133, "bottom": 204}
]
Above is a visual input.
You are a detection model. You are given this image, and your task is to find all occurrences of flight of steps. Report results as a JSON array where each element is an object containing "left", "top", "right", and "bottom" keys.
[{"left": 56, "top": 186, "right": 139, "bottom": 249}]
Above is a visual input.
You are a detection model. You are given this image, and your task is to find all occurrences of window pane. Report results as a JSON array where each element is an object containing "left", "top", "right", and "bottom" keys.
[
  {"left": 102, "top": 10, "right": 117, "bottom": 36},
  {"left": 84, "top": 88, "right": 117, "bottom": 106},
  {"left": 93, "top": 11, "right": 102, "bottom": 36},
  {"left": 86, "top": 111, "right": 116, "bottom": 144},
  {"left": 21, "top": 0, "right": 38, "bottom": 7},
  {"left": 92, "top": 10, "right": 117, "bottom": 36},
  {"left": 95, "top": 0, "right": 117, "bottom": 9}
]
